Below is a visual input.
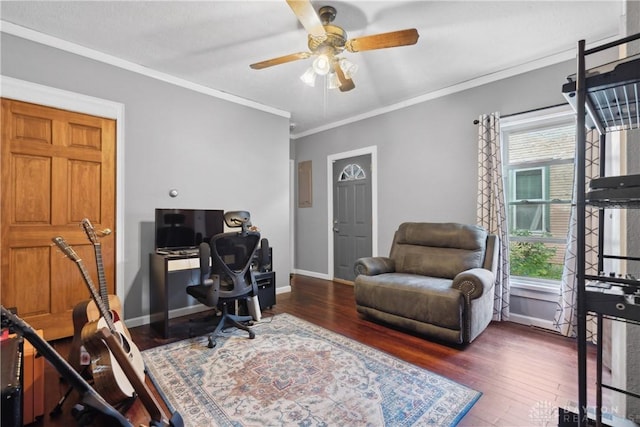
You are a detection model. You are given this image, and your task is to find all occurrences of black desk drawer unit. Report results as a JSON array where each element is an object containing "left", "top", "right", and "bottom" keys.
[{"left": 255, "top": 271, "right": 276, "bottom": 310}]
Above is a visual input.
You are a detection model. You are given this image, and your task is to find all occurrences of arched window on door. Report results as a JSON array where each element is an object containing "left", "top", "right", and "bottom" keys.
[{"left": 338, "top": 164, "right": 366, "bottom": 181}]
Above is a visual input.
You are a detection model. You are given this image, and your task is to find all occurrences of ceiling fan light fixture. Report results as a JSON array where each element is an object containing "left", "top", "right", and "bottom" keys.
[
  {"left": 312, "top": 54, "right": 331, "bottom": 75},
  {"left": 339, "top": 58, "right": 358, "bottom": 79},
  {"left": 300, "top": 67, "right": 317, "bottom": 87}
]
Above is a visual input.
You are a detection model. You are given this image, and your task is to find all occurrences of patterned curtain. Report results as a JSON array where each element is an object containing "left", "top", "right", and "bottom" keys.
[
  {"left": 554, "top": 129, "right": 600, "bottom": 342},
  {"left": 477, "top": 113, "right": 510, "bottom": 321}
]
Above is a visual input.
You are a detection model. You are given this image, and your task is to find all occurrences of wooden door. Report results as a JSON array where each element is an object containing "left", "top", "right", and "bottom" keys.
[{"left": 1, "top": 99, "right": 116, "bottom": 340}]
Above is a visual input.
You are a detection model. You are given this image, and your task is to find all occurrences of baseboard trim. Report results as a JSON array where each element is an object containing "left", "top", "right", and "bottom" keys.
[
  {"left": 125, "top": 305, "right": 211, "bottom": 329},
  {"left": 293, "top": 269, "right": 331, "bottom": 280},
  {"left": 276, "top": 285, "right": 291, "bottom": 294},
  {"left": 333, "top": 278, "right": 354, "bottom": 286}
]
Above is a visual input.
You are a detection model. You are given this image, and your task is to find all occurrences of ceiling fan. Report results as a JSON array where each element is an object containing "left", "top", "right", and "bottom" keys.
[{"left": 249, "top": 0, "right": 419, "bottom": 92}]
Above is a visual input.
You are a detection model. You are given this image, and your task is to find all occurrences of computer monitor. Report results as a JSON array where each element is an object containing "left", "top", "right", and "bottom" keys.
[{"left": 154, "top": 208, "right": 224, "bottom": 251}]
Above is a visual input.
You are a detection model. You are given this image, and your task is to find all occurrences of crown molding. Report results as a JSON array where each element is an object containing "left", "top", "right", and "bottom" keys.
[
  {"left": 2, "top": 20, "right": 621, "bottom": 139},
  {"left": 0, "top": 20, "right": 290, "bottom": 120},
  {"left": 290, "top": 33, "right": 622, "bottom": 139}
]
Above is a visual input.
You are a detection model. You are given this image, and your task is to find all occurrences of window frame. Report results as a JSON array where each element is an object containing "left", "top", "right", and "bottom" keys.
[{"left": 501, "top": 104, "right": 576, "bottom": 289}]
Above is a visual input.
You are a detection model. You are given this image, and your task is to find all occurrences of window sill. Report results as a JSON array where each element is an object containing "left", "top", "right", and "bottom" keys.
[{"left": 510, "top": 276, "right": 560, "bottom": 302}]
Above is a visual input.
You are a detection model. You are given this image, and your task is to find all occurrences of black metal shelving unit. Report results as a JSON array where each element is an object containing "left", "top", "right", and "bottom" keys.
[{"left": 561, "top": 32, "right": 640, "bottom": 427}]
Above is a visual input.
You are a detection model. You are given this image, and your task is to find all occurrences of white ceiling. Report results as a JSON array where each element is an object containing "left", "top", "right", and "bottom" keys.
[{"left": 0, "top": 1, "right": 624, "bottom": 137}]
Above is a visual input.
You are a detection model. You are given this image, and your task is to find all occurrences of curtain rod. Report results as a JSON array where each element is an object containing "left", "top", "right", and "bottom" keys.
[{"left": 473, "top": 102, "right": 569, "bottom": 124}]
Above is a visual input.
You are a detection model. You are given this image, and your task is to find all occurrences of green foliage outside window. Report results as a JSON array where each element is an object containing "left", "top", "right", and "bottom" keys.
[{"left": 509, "top": 230, "right": 563, "bottom": 280}]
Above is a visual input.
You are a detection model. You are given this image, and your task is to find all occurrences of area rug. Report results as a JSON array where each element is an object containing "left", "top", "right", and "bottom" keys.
[{"left": 142, "top": 313, "right": 481, "bottom": 426}]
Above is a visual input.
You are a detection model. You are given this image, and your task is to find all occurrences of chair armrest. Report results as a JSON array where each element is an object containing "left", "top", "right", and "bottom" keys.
[
  {"left": 451, "top": 268, "right": 495, "bottom": 300},
  {"left": 354, "top": 257, "right": 395, "bottom": 276}
]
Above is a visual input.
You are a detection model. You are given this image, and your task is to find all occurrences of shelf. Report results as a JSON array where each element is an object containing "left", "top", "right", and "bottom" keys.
[
  {"left": 586, "top": 174, "right": 640, "bottom": 207},
  {"left": 585, "top": 288, "right": 640, "bottom": 323},
  {"left": 568, "top": 32, "right": 640, "bottom": 427},
  {"left": 563, "top": 56, "right": 640, "bottom": 133},
  {"left": 586, "top": 186, "right": 640, "bottom": 208}
]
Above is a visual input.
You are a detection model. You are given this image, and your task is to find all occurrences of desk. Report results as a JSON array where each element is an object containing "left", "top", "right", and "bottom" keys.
[{"left": 149, "top": 253, "right": 276, "bottom": 339}]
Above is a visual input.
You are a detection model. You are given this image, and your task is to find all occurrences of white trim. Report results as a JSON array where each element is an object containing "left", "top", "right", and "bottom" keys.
[
  {"left": 327, "top": 146, "right": 378, "bottom": 280},
  {"left": 510, "top": 284, "right": 560, "bottom": 303},
  {"left": 289, "top": 159, "right": 295, "bottom": 274},
  {"left": 501, "top": 104, "right": 575, "bottom": 129},
  {"left": 1, "top": 76, "right": 127, "bottom": 308},
  {"left": 290, "top": 35, "right": 621, "bottom": 139},
  {"left": 293, "top": 269, "right": 331, "bottom": 281},
  {"left": 1, "top": 75, "right": 122, "bottom": 119},
  {"left": 125, "top": 305, "right": 209, "bottom": 329},
  {"left": 276, "top": 285, "right": 291, "bottom": 295},
  {"left": 508, "top": 314, "right": 557, "bottom": 331},
  {"left": 0, "top": 20, "right": 290, "bottom": 120}
]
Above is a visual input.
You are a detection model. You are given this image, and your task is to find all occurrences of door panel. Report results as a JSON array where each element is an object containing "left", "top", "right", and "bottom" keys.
[
  {"left": 13, "top": 155, "right": 52, "bottom": 222},
  {"left": 332, "top": 154, "right": 372, "bottom": 281},
  {"left": 7, "top": 247, "right": 50, "bottom": 315},
  {"left": 1, "top": 99, "right": 116, "bottom": 340}
]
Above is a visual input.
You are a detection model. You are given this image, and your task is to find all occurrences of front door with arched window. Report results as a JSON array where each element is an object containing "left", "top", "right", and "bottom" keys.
[{"left": 332, "top": 154, "right": 372, "bottom": 281}]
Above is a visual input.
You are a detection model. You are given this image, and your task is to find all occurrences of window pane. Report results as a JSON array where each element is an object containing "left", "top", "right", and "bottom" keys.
[
  {"left": 515, "top": 169, "right": 542, "bottom": 200},
  {"left": 507, "top": 123, "right": 575, "bottom": 164},
  {"left": 514, "top": 204, "right": 543, "bottom": 230},
  {"left": 549, "top": 163, "right": 574, "bottom": 200},
  {"left": 509, "top": 238, "right": 565, "bottom": 280}
]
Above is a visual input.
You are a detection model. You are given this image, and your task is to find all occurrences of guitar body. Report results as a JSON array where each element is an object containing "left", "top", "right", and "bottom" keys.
[
  {"left": 68, "top": 295, "right": 125, "bottom": 372},
  {"left": 80, "top": 310, "right": 145, "bottom": 405}
]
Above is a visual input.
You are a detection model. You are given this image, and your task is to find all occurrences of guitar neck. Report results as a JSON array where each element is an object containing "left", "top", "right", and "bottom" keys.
[
  {"left": 93, "top": 242, "right": 110, "bottom": 310},
  {"left": 74, "top": 258, "right": 117, "bottom": 334}
]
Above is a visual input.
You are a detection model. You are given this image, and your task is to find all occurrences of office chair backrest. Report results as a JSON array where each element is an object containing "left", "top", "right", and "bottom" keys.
[{"left": 210, "top": 230, "right": 261, "bottom": 299}]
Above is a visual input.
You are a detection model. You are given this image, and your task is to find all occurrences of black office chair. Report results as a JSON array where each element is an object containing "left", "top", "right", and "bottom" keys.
[{"left": 186, "top": 211, "right": 260, "bottom": 348}]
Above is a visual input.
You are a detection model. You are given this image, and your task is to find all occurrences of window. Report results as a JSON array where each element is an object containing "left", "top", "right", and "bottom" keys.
[
  {"left": 338, "top": 164, "right": 366, "bottom": 181},
  {"left": 502, "top": 106, "right": 575, "bottom": 284}
]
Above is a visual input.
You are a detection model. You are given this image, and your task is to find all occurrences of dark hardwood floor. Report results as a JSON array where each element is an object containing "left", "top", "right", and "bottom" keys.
[{"left": 34, "top": 275, "right": 598, "bottom": 426}]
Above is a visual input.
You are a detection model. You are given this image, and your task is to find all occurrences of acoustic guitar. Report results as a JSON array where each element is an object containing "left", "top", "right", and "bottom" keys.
[
  {"left": 69, "top": 219, "right": 124, "bottom": 372},
  {"left": 1, "top": 305, "right": 134, "bottom": 427},
  {"left": 53, "top": 236, "right": 146, "bottom": 405},
  {"left": 2, "top": 306, "right": 184, "bottom": 426}
]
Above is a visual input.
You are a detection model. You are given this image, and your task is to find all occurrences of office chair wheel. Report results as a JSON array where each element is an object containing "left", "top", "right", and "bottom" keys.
[
  {"left": 207, "top": 336, "right": 216, "bottom": 348},
  {"left": 249, "top": 331, "right": 255, "bottom": 339}
]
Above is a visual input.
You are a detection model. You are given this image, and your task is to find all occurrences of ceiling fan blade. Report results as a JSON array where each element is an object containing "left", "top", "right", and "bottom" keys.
[
  {"left": 286, "top": 0, "right": 327, "bottom": 40},
  {"left": 332, "top": 59, "right": 355, "bottom": 92},
  {"left": 345, "top": 28, "right": 419, "bottom": 52},
  {"left": 250, "top": 52, "right": 312, "bottom": 70}
]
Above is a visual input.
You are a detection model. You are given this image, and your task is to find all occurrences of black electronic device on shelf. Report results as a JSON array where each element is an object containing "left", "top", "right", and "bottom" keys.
[{"left": 154, "top": 209, "right": 224, "bottom": 254}]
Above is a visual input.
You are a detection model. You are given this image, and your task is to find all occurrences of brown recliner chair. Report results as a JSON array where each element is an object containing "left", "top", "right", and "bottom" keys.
[{"left": 354, "top": 222, "right": 499, "bottom": 345}]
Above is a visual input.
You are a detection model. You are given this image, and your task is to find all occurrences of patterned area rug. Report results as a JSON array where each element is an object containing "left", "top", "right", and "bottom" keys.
[{"left": 142, "top": 313, "right": 481, "bottom": 426}]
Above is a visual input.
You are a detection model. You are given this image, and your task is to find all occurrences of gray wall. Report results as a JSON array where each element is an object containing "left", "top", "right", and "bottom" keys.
[
  {"left": 1, "top": 34, "right": 291, "bottom": 322},
  {"left": 293, "top": 60, "right": 575, "bottom": 275}
]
